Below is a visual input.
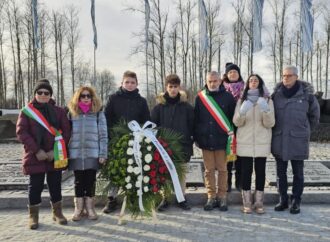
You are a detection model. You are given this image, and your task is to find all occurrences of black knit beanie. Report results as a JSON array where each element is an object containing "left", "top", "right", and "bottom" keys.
[
  {"left": 225, "top": 63, "right": 241, "bottom": 75},
  {"left": 33, "top": 78, "right": 53, "bottom": 96}
]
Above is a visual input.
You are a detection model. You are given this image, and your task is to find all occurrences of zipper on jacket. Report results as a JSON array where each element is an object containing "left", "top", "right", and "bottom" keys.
[
  {"left": 82, "top": 114, "right": 85, "bottom": 170},
  {"left": 253, "top": 105, "right": 256, "bottom": 157}
]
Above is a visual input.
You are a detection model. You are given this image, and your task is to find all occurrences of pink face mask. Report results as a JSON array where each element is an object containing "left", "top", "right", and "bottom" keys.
[{"left": 78, "top": 101, "right": 92, "bottom": 113}]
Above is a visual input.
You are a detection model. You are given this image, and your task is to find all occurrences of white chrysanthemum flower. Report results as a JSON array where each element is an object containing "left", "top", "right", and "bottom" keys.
[
  {"left": 128, "top": 140, "right": 134, "bottom": 146},
  {"left": 147, "top": 145, "right": 152, "bottom": 151},
  {"left": 137, "top": 175, "right": 143, "bottom": 181},
  {"left": 135, "top": 181, "right": 141, "bottom": 188},
  {"left": 143, "top": 164, "right": 150, "bottom": 171},
  {"left": 143, "top": 176, "right": 150, "bottom": 183},
  {"left": 143, "top": 186, "right": 149, "bottom": 192},
  {"left": 133, "top": 167, "right": 140, "bottom": 175},
  {"left": 125, "top": 183, "right": 132, "bottom": 189},
  {"left": 144, "top": 154, "right": 152, "bottom": 163},
  {"left": 125, "top": 176, "right": 131, "bottom": 183},
  {"left": 128, "top": 158, "right": 134, "bottom": 165},
  {"left": 127, "top": 147, "right": 134, "bottom": 155},
  {"left": 145, "top": 137, "right": 152, "bottom": 144},
  {"left": 127, "top": 166, "right": 134, "bottom": 173}
]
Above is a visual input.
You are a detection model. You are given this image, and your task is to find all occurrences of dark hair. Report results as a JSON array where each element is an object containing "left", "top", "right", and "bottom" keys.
[
  {"left": 122, "top": 70, "right": 138, "bottom": 83},
  {"left": 165, "top": 74, "right": 181, "bottom": 86},
  {"left": 241, "top": 74, "right": 265, "bottom": 101}
]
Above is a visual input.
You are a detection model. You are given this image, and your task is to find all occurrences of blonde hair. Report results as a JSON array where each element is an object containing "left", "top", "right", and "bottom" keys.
[{"left": 68, "top": 86, "right": 102, "bottom": 117}]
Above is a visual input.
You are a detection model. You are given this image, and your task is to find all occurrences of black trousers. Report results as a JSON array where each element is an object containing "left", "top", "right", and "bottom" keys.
[
  {"left": 276, "top": 159, "right": 304, "bottom": 203},
  {"left": 28, "top": 171, "right": 62, "bottom": 205},
  {"left": 241, "top": 157, "right": 266, "bottom": 191},
  {"left": 227, "top": 156, "right": 242, "bottom": 186},
  {"left": 74, "top": 169, "right": 97, "bottom": 197}
]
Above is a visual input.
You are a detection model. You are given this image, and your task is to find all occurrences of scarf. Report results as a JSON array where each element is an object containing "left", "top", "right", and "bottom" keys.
[
  {"left": 78, "top": 101, "right": 92, "bottom": 114},
  {"left": 164, "top": 92, "right": 180, "bottom": 105},
  {"left": 282, "top": 81, "right": 300, "bottom": 98},
  {"left": 247, "top": 89, "right": 260, "bottom": 104},
  {"left": 223, "top": 81, "right": 245, "bottom": 102}
]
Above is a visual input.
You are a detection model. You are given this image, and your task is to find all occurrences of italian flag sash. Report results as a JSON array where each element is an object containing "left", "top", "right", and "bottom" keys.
[
  {"left": 21, "top": 103, "right": 68, "bottom": 169},
  {"left": 198, "top": 90, "right": 237, "bottom": 162}
]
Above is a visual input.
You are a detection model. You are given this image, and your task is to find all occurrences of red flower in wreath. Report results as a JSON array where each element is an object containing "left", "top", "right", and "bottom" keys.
[
  {"left": 159, "top": 176, "right": 166, "bottom": 183},
  {"left": 150, "top": 178, "right": 157, "bottom": 185},
  {"left": 152, "top": 185, "right": 159, "bottom": 193},
  {"left": 149, "top": 170, "right": 157, "bottom": 178},
  {"left": 159, "top": 165, "right": 167, "bottom": 174},
  {"left": 153, "top": 151, "right": 161, "bottom": 161},
  {"left": 167, "top": 149, "right": 173, "bottom": 156},
  {"left": 150, "top": 164, "right": 156, "bottom": 170}
]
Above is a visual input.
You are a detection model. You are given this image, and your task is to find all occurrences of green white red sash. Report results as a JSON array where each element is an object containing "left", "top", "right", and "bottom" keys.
[
  {"left": 21, "top": 103, "right": 68, "bottom": 169},
  {"left": 198, "top": 89, "right": 237, "bottom": 162}
]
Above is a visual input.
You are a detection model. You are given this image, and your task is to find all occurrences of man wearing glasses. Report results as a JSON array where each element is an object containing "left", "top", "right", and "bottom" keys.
[{"left": 271, "top": 65, "right": 320, "bottom": 214}]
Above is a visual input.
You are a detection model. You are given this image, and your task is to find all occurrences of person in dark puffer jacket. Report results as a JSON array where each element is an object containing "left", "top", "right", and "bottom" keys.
[
  {"left": 103, "top": 70, "right": 150, "bottom": 213},
  {"left": 151, "top": 74, "right": 194, "bottom": 211}
]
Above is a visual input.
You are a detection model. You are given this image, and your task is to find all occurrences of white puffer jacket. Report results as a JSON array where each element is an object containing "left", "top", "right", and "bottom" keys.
[{"left": 233, "top": 98, "right": 275, "bottom": 158}]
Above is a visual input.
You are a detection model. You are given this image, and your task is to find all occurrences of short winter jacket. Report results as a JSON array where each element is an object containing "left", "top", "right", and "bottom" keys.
[
  {"left": 194, "top": 85, "right": 236, "bottom": 151},
  {"left": 233, "top": 98, "right": 275, "bottom": 157},
  {"left": 104, "top": 87, "right": 150, "bottom": 132},
  {"left": 151, "top": 91, "right": 194, "bottom": 161},
  {"left": 68, "top": 111, "right": 108, "bottom": 171},
  {"left": 16, "top": 99, "right": 71, "bottom": 175},
  {"left": 271, "top": 81, "right": 320, "bottom": 161}
]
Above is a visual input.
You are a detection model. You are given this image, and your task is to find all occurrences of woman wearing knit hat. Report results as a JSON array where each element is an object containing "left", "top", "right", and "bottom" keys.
[
  {"left": 67, "top": 86, "right": 108, "bottom": 221},
  {"left": 222, "top": 63, "right": 245, "bottom": 192},
  {"left": 16, "top": 78, "right": 71, "bottom": 229},
  {"left": 233, "top": 74, "right": 274, "bottom": 214}
]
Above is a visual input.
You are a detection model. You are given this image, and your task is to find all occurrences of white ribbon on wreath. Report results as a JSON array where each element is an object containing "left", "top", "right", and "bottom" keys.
[{"left": 128, "top": 120, "right": 185, "bottom": 212}]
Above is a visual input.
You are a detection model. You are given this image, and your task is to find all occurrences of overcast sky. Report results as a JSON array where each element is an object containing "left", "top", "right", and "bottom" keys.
[{"left": 42, "top": 0, "right": 328, "bottom": 90}]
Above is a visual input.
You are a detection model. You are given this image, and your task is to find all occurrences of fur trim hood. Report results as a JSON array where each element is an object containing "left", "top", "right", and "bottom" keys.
[
  {"left": 156, "top": 90, "right": 188, "bottom": 104},
  {"left": 272, "top": 80, "right": 315, "bottom": 96}
]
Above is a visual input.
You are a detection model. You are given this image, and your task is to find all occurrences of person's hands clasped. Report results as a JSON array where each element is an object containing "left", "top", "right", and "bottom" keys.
[
  {"left": 35, "top": 149, "right": 48, "bottom": 161},
  {"left": 99, "top": 158, "right": 106, "bottom": 165}
]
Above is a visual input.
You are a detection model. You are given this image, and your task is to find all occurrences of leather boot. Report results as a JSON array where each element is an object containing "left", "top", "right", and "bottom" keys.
[
  {"left": 51, "top": 201, "right": 68, "bottom": 225},
  {"left": 254, "top": 191, "right": 265, "bottom": 214},
  {"left": 241, "top": 190, "right": 252, "bottom": 214},
  {"left": 85, "top": 197, "right": 98, "bottom": 220},
  {"left": 102, "top": 196, "right": 117, "bottom": 214},
  {"left": 28, "top": 204, "right": 39, "bottom": 229},
  {"left": 72, "top": 197, "right": 84, "bottom": 221}
]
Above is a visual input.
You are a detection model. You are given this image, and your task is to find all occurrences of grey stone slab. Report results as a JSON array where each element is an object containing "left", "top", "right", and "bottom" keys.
[
  {"left": 267, "top": 161, "right": 330, "bottom": 186},
  {"left": 186, "top": 160, "right": 204, "bottom": 186}
]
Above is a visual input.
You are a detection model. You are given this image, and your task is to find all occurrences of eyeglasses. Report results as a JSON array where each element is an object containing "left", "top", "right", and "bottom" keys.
[
  {"left": 80, "top": 94, "right": 92, "bottom": 99},
  {"left": 36, "top": 91, "right": 50, "bottom": 96},
  {"left": 282, "top": 74, "right": 296, "bottom": 78}
]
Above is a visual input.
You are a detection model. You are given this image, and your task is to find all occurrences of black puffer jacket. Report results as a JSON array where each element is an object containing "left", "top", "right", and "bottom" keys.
[
  {"left": 151, "top": 91, "right": 194, "bottom": 161},
  {"left": 104, "top": 87, "right": 150, "bottom": 132},
  {"left": 194, "top": 85, "right": 236, "bottom": 151}
]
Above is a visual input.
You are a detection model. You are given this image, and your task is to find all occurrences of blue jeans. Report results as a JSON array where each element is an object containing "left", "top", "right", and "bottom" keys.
[{"left": 276, "top": 159, "right": 304, "bottom": 203}]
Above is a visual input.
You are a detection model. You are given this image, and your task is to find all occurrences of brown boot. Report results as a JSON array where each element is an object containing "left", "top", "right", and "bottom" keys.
[
  {"left": 254, "top": 190, "right": 265, "bottom": 214},
  {"left": 85, "top": 197, "right": 98, "bottom": 220},
  {"left": 72, "top": 197, "right": 84, "bottom": 221},
  {"left": 241, "top": 190, "right": 252, "bottom": 214},
  {"left": 51, "top": 201, "right": 68, "bottom": 225},
  {"left": 28, "top": 204, "right": 39, "bottom": 229}
]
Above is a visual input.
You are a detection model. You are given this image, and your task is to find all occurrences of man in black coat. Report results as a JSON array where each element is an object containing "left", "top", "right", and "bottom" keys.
[
  {"left": 194, "top": 71, "right": 236, "bottom": 211},
  {"left": 103, "top": 70, "right": 151, "bottom": 213},
  {"left": 151, "top": 74, "right": 194, "bottom": 211}
]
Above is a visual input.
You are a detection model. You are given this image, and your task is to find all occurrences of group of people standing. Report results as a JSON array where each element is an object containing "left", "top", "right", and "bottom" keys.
[{"left": 16, "top": 63, "right": 320, "bottom": 230}]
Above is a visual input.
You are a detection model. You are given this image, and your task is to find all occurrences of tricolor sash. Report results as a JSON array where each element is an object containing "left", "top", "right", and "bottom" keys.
[
  {"left": 198, "top": 89, "right": 237, "bottom": 162},
  {"left": 22, "top": 103, "right": 68, "bottom": 169}
]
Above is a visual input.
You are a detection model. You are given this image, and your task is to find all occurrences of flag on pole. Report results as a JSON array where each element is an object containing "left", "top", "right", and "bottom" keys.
[
  {"left": 32, "top": 0, "right": 40, "bottom": 49},
  {"left": 91, "top": 0, "right": 98, "bottom": 49},
  {"left": 198, "top": 0, "right": 208, "bottom": 54},
  {"left": 145, "top": 0, "right": 150, "bottom": 47},
  {"left": 252, "top": 0, "right": 264, "bottom": 53},
  {"left": 301, "top": 0, "right": 314, "bottom": 52}
]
